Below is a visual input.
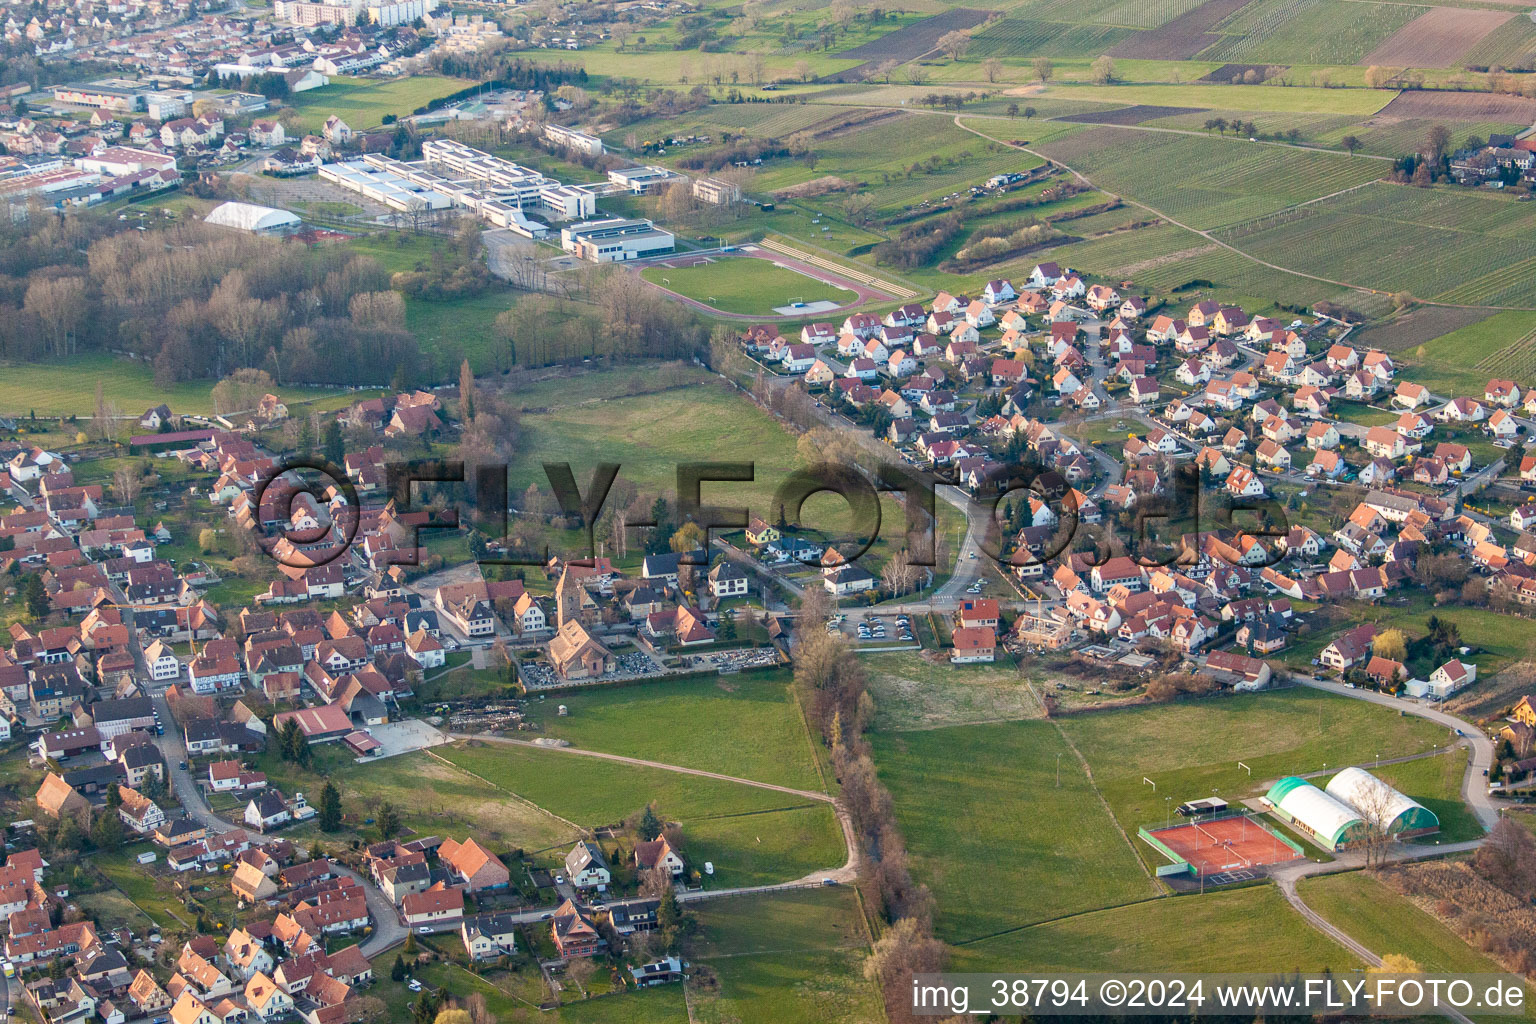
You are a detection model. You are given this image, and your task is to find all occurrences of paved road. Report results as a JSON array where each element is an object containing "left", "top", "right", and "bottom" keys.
[
  {"left": 1295, "top": 675, "right": 1498, "bottom": 830},
  {"left": 1263, "top": 674, "right": 1498, "bottom": 1023},
  {"left": 149, "top": 689, "right": 407, "bottom": 958}
]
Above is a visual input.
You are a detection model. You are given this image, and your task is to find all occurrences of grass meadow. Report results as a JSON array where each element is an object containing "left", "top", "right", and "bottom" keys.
[
  {"left": 873, "top": 719, "right": 1158, "bottom": 943},
  {"left": 439, "top": 741, "right": 847, "bottom": 887},
  {"left": 686, "top": 888, "right": 881, "bottom": 1024},
  {"left": 951, "top": 884, "right": 1360, "bottom": 972},
  {"left": 522, "top": 669, "right": 827, "bottom": 792},
  {"left": 1300, "top": 872, "right": 1536, "bottom": 1021},
  {"left": 0, "top": 355, "right": 356, "bottom": 419}
]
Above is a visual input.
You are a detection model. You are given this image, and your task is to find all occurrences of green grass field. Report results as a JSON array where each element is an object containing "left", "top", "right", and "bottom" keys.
[
  {"left": 286, "top": 75, "right": 476, "bottom": 132},
  {"left": 686, "top": 888, "right": 880, "bottom": 1024},
  {"left": 860, "top": 650, "right": 1043, "bottom": 732},
  {"left": 255, "top": 746, "right": 580, "bottom": 854},
  {"left": 1299, "top": 871, "right": 1536, "bottom": 1021},
  {"left": 640, "top": 257, "right": 852, "bottom": 315},
  {"left": 439, "top": 741, "right": 846, "bottom": 887},
  {"left": 951, "top": 884, "right": 1360, "bottom": 972},
  {"left": 874, "top": 719, "right": 1157, "bottom": 943},
  {"left": 0, "top": 355, "right": 355, "bottom": 419},
  {"left": 522, "top": 669, "right": 826, "bottom": 792},
  {"left": 505, "top": 365, "right": 961, "bottom": 580},
  {"left": 1057, "top": 688, "right": 1453, "bottom": 869},
  {"left": 1406, "top": 309, "right": 1536, "bottom": 396}
]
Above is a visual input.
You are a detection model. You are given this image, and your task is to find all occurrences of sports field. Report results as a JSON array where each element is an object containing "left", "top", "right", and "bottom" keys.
[
  {"left": 873, "top": 719, "right": 1158, "bottom": 943},
  {"left": 640, "top": 256, "right": 852, "bottom": 314},
  {"left": 1055, "top": 688, "right": 1450, "bottom": 871},
  {"left": 1144, "top": 814, "right": 1303, "bottom": 875},
  {"left": 286, "top": 74, "right": 475, "bottom": 132}
]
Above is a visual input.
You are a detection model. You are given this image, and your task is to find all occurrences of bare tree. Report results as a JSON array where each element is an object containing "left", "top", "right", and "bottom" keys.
[
  {"left": 113, "top": 462, "right": 145, "bottom": 507},
  {"left": 24, "top": 276, "right": 88, "bottom": 358},
  {"left": 936, "top": 29, "right": 970, "bottom": 60}
]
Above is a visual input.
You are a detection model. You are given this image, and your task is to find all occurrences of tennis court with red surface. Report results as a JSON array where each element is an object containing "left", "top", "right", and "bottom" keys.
[{"left": 1146, "top": 816, "right": 1304, "bottom": 875}]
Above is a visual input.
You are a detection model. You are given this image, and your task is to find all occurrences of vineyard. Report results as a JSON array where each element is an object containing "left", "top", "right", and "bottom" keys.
[
  {"left": 1473, "top": 326, "right": 1536, "bottom": 382},
  {"left": 968, "top": 20, "right": 1136, "bottom": 58},
  {"left": 1459, "top": 14, "right": 1536, "bottom": 70},
  {"left": 1036, "top": 127, "right": 1386, "bottom": 229},
  {"left": 1195, "top": 0, "right": 1421, "bottom": 65},
  {"left": 1405, "top": 311, "right": 1536, "bottom": 395},
  {"left": 1040, "top": 221, "right": 1205, "bottom": 276},
  {"left": 1215, "top": 184, "right": 1536, "bottom": 306},
  {"left": 1129, "top": 243, "right": 1338, "bottom": 306},
  {"left": 748, "top": 116, "right": 1042, "bottom": 214}
]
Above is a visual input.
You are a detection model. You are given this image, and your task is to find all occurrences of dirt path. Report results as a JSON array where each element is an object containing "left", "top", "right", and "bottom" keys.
[{"left": 451, "top": 733, "right": 862, "bottom": 884}]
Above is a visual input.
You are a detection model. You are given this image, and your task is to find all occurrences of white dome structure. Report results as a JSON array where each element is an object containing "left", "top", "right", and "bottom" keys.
[
  {"left": 204, "top": 201, "right": 301, "bottom": 235},
  {"left": 1325, "top": 766, "right": 1439, "bottom": 836},
  {"left": 1265, "top": 776, "right": 1365, "bottom": 850}
]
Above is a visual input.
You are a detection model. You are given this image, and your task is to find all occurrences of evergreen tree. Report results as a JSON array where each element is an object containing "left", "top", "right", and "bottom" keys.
[
  {"left": 318, "top": 780, "right": 342, "bottom": 831},
  {"left": 718, "top": 609, "right": 737, "bottom": 641},
  {"left": 22, "top": 573, "right": 47, "bottom": 619},
  {"left": 391, "top": 954, "right": 407, "bottom": 981},
  {"left": 322, "top": 419, "right": 344, "bottom": 467},
  {"left": 377, "top": 802, "right": 401, "bottom": 840},
  {"left": 639, "top": 805, "right": 662, "bottom": 841},
  {"left": 90, "top": 812, "right": 123, "bottom": 852}
]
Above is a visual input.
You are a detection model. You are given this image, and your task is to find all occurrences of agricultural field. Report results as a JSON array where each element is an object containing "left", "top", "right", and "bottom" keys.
[
  {"left": 1196, "top": 0, "right": 1422, "bottom": 65},
  {"left": 1460, "top": 14, "right": 1536, "bottom": 68},
  {"left": 1034, "top": 126, "right": 1387, "bottom": 229},
  {"left": 1361, "top": 7, "right": 1514, "bottom": 68},
  {"left": 640, "top": 256, "right": 854, "bottom": 314},
  {"left": 951, "top": 885, "right": 1360, "bottom": 972},
  {"left": 439, "top": 741, "right": 848, "bottom": 888},
  {"left": 286, "top": 75, "right": 475, "bottom": 132},
  {"left": 968, "top": 20, "right": 1138, "bottom": 60},
  {"left": 520, "top": 669, "right": 827, "bottom": 792},
  {"left": 746, "top": 114, "right": 1042, "bottom": 214},
  {"left": 1215, "top": 183, "right": 1536, "bottom": 308}
]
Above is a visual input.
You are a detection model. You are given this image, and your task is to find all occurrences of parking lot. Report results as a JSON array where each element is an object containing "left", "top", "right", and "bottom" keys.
[{"left": 836, "top": 612, "right": 918, "bottom": 645}]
